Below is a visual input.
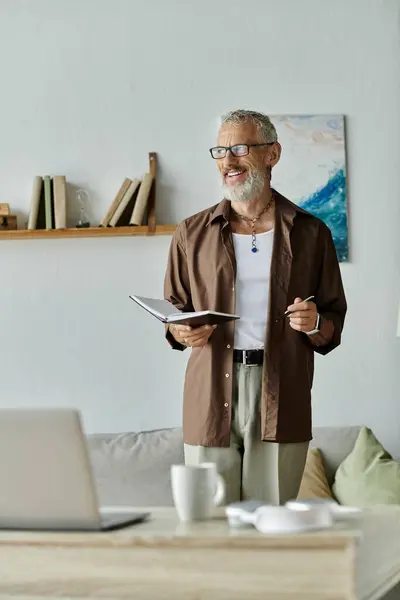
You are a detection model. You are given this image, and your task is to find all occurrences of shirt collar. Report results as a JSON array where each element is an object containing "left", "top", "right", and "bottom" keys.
[{"left": 207, "top": 199, "right": 231, "bottom": 226}]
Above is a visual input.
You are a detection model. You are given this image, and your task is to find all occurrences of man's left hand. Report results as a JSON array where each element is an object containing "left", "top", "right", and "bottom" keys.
[{"left": 287, "top": 297, "right": 318, "bottom": 333}]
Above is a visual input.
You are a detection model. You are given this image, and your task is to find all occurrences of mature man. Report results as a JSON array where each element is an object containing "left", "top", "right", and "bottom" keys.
[{"left": 164, "top": 109, "right": 347, "bottom": 505}]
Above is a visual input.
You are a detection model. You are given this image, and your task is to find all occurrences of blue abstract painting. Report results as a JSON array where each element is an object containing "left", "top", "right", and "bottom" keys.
[{"left": 270, "top": 115, "right": 348, "bottom": 262}]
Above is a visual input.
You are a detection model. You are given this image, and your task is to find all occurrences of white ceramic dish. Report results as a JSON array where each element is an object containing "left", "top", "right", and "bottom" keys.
[
  {"left": 329, "top": 504, "right": 362, "bottom": 519},
  {"left": 226, "top": 503, "right": 333, "bottom": 534},
  {"left": 285, "top": 499, "right": 362, "bottom": 521}
]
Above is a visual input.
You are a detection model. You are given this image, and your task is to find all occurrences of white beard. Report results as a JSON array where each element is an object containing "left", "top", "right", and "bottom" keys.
[{"left": 222, "top": 169, "right": 266, "bottom": 203}]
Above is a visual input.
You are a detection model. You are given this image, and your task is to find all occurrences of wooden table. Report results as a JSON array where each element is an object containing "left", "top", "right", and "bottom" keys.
[{"left": 0, "top": 506, "right": 399, "bottom": 600}]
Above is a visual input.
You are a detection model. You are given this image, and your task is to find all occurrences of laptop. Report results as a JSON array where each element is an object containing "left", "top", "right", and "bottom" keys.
[{"left": 0, "top": 408, "right": 150, "bottom": 531}]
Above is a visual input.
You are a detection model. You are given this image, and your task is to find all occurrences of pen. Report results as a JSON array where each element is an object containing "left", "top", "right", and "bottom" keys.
[{"left": 276, "top": 295, "right": 315, "bottom": 321}]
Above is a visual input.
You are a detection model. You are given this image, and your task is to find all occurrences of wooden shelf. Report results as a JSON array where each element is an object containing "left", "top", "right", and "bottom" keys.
[
  {"left": 0, "top": 224, "right": 177, "bottom": 240},
  {"left": 0, "top": 152, "right": 177, "bottom": 240}
]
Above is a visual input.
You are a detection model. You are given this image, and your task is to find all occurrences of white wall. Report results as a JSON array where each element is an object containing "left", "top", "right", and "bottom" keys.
[{"left": 0, "top": 0, "right": 399, "bottom": 452}]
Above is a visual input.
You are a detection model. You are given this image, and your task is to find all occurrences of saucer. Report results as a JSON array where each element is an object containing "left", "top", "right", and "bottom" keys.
[{"left": 285, "top": 499, "right": 362, "bottom": 521}]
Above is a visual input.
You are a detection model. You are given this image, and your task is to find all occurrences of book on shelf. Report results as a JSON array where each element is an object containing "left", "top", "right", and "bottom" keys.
[
  {"left": 27, "top": 176, "right": 43, "bottom": 230},
  {"left": 129, "top": 173, "right": 153, "bottom": 225},
  {"left": 36, "top": 181, "right": 46, "bottom": 229},
  {"left": 43, "top": 176, "right": 53, "bottom": 230},
  {"left": 100, "top": 178, "right": 132, "bottom": 227},
  {"left": 129, "top": 294, "right": 240, "bottom": 327},
  {"left": 109, "top": 178, "right": 140, "bottom": 226},
  {"left": 52, "top": 175, "right": 67, "bottom": 229}
]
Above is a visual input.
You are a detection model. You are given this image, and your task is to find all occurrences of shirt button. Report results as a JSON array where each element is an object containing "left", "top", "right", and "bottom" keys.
[
  {"left": 232, "top": 286, "right": 235, "bottom": 292},
  {"left": 225, "top": 373, "right": 230, "bottom": 378},
  {"left": 227, "top": 344, "right": 231, "bottom": 349},
  {"left": 224, "top": 403, "right": 229, "bottom": 407}
]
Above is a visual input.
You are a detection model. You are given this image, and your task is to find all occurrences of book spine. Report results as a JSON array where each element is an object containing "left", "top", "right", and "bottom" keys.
[
  {"left": 100, "top": 178, "right": 132, "bottom": 227},
  {"left": 44, "top": 176, "right": 53, "bottom": 230},
  {"left": 109, "top": 178, "right": 140, "bottom": 226},
  {"left": 53, "top": 175, "right": 67, "bottom": 229},
  {"left": 129, "top": 173, "right": 153, "bottom": 225},
  {"left": 27, "top": 176, "right": 43, "bottom": 230}
]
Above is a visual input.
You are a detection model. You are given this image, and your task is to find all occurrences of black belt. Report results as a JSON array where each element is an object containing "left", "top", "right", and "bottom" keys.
[{"left": 233, "top": 349, "right": 264, "bottom": 365}]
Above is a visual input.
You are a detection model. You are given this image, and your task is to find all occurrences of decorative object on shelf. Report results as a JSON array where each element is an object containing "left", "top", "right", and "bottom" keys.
[
  {"left": 0, "top": 204, "right": 9, "bottom": 214},
  {"left": 75, "top": 188, "right": 91, "bottom": 228},
  {"left": 0, "top": 204, "right": 17, "bottom": 230}
]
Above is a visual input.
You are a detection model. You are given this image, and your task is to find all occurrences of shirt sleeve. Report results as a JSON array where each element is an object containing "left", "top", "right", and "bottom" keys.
[
  {"left": 312, "top": 222, "right": 347, "bottom": 356},
  {"left": 163, "top": 223, "right": 194, "bottom": 351}
]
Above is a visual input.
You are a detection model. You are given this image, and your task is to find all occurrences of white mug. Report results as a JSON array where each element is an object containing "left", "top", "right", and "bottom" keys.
[{"left": 171, "top": 462, "right": 226, "bottom": 522}]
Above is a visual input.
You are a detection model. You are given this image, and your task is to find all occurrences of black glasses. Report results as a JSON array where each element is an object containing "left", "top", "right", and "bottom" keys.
[{"left": 209, "top": 143, "right": 274, "bottom": 159}]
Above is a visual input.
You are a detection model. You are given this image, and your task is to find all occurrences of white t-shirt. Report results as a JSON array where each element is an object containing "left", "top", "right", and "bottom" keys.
[{"left": 232, "top": 230, "right": 274, "bottom": 350}]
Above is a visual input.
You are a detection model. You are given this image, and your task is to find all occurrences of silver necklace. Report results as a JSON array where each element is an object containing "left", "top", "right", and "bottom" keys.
[{"left": 232, "top": 198, "right": 273, "bottom": 253}]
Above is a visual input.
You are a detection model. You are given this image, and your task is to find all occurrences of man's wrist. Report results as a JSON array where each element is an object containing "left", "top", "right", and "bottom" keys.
[
  {"left": 305, "top": 313, "right": 321, "bottom": 336},
  {"left": 169, "top": 324, "right": 186, "bottom": 346},
  {"left": 306, "top": 315, "right": 334, "bottom": 347},
  {"left": 169, "top": 324, "right": 179, "bottom": 341}
]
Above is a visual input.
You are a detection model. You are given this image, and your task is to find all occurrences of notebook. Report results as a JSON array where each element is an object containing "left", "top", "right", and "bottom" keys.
[{"left": 129, "top": 295, "right": 240, "bottom": 327}]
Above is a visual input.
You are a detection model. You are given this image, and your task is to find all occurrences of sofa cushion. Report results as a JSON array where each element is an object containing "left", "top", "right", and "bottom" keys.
[
  {"left": 297, "top": 448, "right": 334, "bottom": 500},
  {"left": 332, "top": 427, "right": 400, "bottom": 506},
  {"left": 310, "top": 426, "right": 361, "bottom": 486},
  {"left": 87, "top": 427, "right": 184, "bottom": 507}
]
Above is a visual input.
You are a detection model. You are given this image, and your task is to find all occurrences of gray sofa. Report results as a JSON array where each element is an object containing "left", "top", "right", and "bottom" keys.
[
  {"left": 87, "top": 425, "right": 400, "bottom": 600},
  {"left": 87, "top": 425, "right": 373, "bottom": 507}
]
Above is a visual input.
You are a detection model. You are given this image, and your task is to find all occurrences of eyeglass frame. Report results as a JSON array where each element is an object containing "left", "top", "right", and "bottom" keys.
[{"left": 208, "top": 142, "right": 275, "bottom": 159}]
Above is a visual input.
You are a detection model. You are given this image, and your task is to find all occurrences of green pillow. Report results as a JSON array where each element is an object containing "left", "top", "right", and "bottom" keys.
[{"left": 332, "top": 426, "right": 400, "bottom": 506}]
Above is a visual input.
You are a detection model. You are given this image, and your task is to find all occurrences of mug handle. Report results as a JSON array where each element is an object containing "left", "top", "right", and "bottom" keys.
[{"left": 213, "top": 473, "right": 226, "bottom": 506}]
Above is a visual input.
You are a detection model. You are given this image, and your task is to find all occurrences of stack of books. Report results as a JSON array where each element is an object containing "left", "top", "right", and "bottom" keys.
[
  {"left": 27, "top": 175, "right": 67, "bottom": 230},
  {"left": 99, "top": 174, "right": 153, "bottom": 227}
]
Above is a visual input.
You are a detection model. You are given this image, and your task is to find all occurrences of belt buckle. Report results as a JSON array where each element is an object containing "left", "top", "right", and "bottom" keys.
[{"left": 243, "top": 350, "right": 257, "bottom": 366}]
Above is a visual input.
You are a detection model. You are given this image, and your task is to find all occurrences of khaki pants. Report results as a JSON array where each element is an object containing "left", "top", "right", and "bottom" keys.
[{"left": 184, "top": 364, "right": 309, "bottom": 505}]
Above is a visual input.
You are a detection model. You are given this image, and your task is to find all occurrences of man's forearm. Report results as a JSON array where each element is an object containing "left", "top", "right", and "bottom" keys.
[{"left": 307, "top": 316, "right": 335, "bottom": 347}]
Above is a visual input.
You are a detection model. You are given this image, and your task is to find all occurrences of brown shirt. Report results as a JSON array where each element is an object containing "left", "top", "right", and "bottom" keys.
[{"left": 164, "top": 190, "right": 347, "bottom": 446}]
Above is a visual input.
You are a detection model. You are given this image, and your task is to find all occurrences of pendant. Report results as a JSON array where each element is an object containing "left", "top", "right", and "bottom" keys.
[{"left": 251, "top": 230, "right": 257, "bottom": 253}]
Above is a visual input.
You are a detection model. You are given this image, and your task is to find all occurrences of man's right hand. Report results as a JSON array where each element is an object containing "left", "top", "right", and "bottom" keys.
[{"left": 169, "top": 324, "right": 217, "bottom": 348}]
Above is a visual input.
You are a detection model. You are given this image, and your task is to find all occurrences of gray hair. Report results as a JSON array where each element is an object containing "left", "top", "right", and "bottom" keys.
[{"left": 220, "top": 109, "right": 278, "bottom": 144}]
